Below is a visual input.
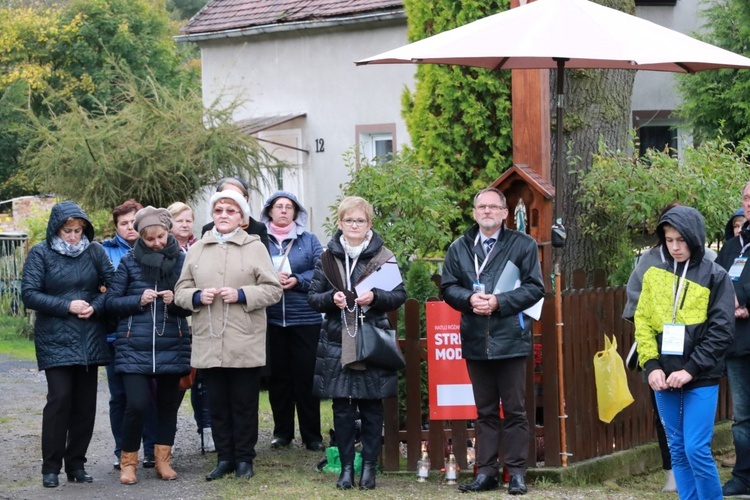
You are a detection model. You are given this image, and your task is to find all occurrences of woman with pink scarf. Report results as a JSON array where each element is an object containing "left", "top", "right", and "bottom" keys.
[{"left": 260, "top": 191, "right": 325, "bottom": 452}]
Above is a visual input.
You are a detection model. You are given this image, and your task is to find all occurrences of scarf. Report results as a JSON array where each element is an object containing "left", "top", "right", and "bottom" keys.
[
  {"left": 133, "top": 235, "right": 182, "bottom": 290},
  {"left": 179, "top": 234, "right": 197, "bottom": 253},
  {"left": 212, "top": 227, "right": 240, "bottom": 244},
  {"left": 340, "top": 230, "right": 373, "bottom": 260},
  {"left": 269, "top": 221, "right": 295, "bottom": 240},
  {"left": 50, "top": 234, "right": 90, "bottom": 258}
]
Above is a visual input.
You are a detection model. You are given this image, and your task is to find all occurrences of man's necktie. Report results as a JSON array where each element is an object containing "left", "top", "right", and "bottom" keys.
[{"left": 485, "top": 238, "right": 495, "bottom": 255}]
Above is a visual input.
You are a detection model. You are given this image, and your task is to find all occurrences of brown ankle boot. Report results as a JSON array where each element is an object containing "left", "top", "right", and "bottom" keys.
[
  {"left": 119, "top": 451, "right": 138, "bottom": 484},
  {"left": 154, "top": 445, "right": 177, "bottom": 480}
]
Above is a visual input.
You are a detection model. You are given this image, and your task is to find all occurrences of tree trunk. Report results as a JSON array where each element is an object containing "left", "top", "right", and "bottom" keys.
[{"left": 551, "top": 0, "right": 636, "bottom": 286}]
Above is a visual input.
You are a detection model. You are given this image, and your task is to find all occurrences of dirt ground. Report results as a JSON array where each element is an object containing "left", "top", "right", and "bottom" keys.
[{"left": 0, "top": 353, "right": 240, "bottom": 500}]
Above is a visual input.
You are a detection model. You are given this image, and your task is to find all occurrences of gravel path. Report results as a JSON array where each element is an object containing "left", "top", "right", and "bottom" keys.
[
  {"left": 0, "top": 354, "right": 229, "bottom": 500},
  {"left": 0, "top": 353, "right": 691, "bottom": 500}
]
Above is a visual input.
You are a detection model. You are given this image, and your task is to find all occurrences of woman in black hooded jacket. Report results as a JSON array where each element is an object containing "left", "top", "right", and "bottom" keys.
[{"left": 21, "top": 201, "right": 115, "bottom": 488}]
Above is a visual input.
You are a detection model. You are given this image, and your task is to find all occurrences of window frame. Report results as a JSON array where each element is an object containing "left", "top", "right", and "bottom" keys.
[{"left": 355, "top": 123, "right": 397, "bottom": 165}]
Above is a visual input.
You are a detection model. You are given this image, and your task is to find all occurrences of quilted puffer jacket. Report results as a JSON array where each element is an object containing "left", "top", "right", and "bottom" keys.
[
  {"left": 21, "top": 201, "right": 115, "bottom": 371},
  {"left": 105, "top": 245, "right": 191, "bottom": 375},
  {"left": 307, "top": 229, "right": 406, "bottom": 400}
]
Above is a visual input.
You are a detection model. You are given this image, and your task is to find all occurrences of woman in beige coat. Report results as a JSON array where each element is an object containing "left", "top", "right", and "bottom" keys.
[{"left": 175, "top": 190, "right": 281, "bottom": 481}]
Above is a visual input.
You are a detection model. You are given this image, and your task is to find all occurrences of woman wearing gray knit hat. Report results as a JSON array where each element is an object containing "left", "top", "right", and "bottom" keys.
[
  {"left": 176, "top": 191, "right": 282, "bottom": 481},
  {"left": 106, "top": 206, "right": 191, "bottom": 484}
]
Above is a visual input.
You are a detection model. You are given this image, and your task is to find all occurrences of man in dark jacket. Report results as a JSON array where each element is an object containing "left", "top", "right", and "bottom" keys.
[
  {"left": 716, "top": 182, "right": 750, "bottom": 497},
  {"left": 441, "top": 188, "right": 544, "bottom": 496}
]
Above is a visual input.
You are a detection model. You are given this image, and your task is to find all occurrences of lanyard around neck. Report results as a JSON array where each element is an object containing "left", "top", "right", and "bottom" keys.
[
  {"left": 671, "top": 260, "right": 689, "bottom": 324},
  {"left": 739, "top": 235, "right": 750, "bottom": 258},
  {"left": 473, "top": 233, "right": 495, "bottom": 283}
]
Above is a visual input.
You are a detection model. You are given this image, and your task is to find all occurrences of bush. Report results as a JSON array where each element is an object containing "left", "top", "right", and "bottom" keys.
[
  {"left": 325, "top": 147, "right": 458, "bottom": 267},
  {"left": 577, "top": 135, "right": 750, "bottom": 285},
  {"left": 0, "top": 315, "right": 33, "bottom": 341},
  {"left": 23, "top": 203, "right": 114, "bottom": 246}
]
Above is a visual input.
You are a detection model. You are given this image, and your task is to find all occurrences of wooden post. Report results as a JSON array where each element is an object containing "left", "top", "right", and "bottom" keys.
[{"left": 509, "top": 0, "right": 567, "bottom": 467}]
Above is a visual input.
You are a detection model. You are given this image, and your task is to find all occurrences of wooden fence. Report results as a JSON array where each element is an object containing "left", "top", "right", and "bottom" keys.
[{"left": 382, "top": 269, "right": 732, "bottom": 471}]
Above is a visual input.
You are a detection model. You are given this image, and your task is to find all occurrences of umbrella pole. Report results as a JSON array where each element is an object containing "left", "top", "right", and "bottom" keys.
[{"left": 553, "top": 57, "right": 569, "bottom": 467}]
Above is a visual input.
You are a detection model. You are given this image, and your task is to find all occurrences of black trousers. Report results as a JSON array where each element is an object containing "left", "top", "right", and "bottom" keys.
[
  {"left": 332, "top": 398, "right": 383, "bottom": 465},
  {"left": 203, "top": 367, "right": 261, "bottom": 463},
  {"left": 466, "top": 357, "right": 529, "bottom": 476},
  {"left": 41, "top": 365, "right": 99, "bottom": 474},
  {"left": 121, "top": 373, "right": 181, "bottom": 451},
  {"left": 267, "top": 323, "right": 322, "bottom": 445}
]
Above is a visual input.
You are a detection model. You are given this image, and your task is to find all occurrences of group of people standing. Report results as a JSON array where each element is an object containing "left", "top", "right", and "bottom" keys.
[
  {"left": 27, "top": 179, "right": 750, "bottom": 498},
  {"left": 21, "top": 179, "right": 405, "bottom": 491}
]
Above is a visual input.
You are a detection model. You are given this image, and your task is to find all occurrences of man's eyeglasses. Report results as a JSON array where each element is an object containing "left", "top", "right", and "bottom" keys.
[
  {"left": 342, "top": 218, "right": 368, "bottom": 226},
  {"left": 213, "top": 208, "right": 239, "bottom": 216},
  {"left": 475, "top": 204, "right": 506, "bottom": 212},
  {"left": 273, "top": 204, "right": 295, "bottom": 211}
]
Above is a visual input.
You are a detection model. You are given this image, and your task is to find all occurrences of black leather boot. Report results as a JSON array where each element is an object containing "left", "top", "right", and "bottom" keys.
[
  {"left": 42, "top": 473, "right": 59, "bottom": 488},
  {"left": 235, "top": 461, "right": 254, "bottom": 479},
  {"left": 205, "top": 461, "right": 235, "bottom": 481},
  {"left": 359, "top": 461, "right": 377, "bottom": 490},
  {"left": 336, "top": 463, "right": 354, "bottom": 489}
]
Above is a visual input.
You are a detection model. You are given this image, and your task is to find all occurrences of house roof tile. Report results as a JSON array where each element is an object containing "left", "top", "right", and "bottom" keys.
[{"left": 182, "top": 0, "right": 404, "bottom": 35}]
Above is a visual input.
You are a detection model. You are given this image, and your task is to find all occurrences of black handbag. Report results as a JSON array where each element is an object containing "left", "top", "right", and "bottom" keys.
[{"left": 356, "top": 322, "right": 406, "bottom": 370}]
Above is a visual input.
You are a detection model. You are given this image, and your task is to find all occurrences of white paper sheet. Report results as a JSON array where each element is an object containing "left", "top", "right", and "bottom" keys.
[
  {"left": 355, "top": 256, "right": 403, "bottom": 296},
  {"left": 492, "top": 261, "right": 544, "bottom": 320}
]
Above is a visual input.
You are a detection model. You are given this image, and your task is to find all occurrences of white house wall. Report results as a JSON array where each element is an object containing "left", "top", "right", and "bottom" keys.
[
  {"left": 632, "top": 0, "right": 703, "bottom": 138},
  {"left": 197, "top": 21, "right": 415, "bottom": 241}
]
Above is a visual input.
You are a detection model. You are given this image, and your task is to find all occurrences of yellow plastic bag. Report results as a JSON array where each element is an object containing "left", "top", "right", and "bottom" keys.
[{"left": 593, "top": 335, "right": 634, "bottom": 423}]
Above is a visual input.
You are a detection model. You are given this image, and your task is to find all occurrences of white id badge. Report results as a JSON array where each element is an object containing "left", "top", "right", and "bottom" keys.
[
  {"left": 473, "top": 282, "right": 485, "bottom": 294},
  {"left": 729, "top": 257, "right": 747, "bottom": 282},
  {"left": 661, "top": 323, "right": 686, "bottom": 355},
  {"left": 272, "top": 255, "right": 292, "bottom": 274}
]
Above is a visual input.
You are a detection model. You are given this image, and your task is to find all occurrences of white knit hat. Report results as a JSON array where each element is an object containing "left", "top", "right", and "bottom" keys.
[{"left": 209, "top": 190, "right": 251, "bottom": 225}]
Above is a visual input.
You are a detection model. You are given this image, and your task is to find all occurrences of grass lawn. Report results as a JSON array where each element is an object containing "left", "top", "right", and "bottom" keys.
[{"left": 0, "top": 315, "right": 35, "bottom": 360}]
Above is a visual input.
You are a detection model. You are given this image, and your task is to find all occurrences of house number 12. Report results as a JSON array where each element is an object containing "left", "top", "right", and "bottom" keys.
[{"left": 315, "top": 139, "right": 325, "bottom": 152}]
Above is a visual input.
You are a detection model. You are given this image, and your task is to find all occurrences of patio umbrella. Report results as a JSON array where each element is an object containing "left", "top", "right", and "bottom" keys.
[
  {"left": 357, "top": 0, "right": 750, "bottom": 467},
  {"left": 357, "top": 0, "right": 750, "bottom": 221}
]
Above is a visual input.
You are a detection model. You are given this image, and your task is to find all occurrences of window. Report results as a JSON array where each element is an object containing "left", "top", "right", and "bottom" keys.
[
  {"left": 638, "top": 125, "right": 677, "bottom": 157},
  {"left": 361, "top": 133, "right": 393, "bottom": 164},
  {"left": 356, "top": 124, "right": 397, "bottom": 165}
]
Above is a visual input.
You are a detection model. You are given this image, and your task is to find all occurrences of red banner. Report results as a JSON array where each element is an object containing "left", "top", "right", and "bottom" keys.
[{"left": 426, "top": 301, "right": 477, "bottom": 420}]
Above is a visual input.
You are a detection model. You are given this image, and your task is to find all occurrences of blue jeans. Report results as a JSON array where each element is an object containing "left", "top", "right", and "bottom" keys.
[
  {"left": 727, "top": 355, "right": 750, "bottom": 487},
  {"left": 105, "top": 345, "right": 158, "bottom": 458},
  {"left": 655, "top": 385, "right": 721, "bottom": 500}
]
